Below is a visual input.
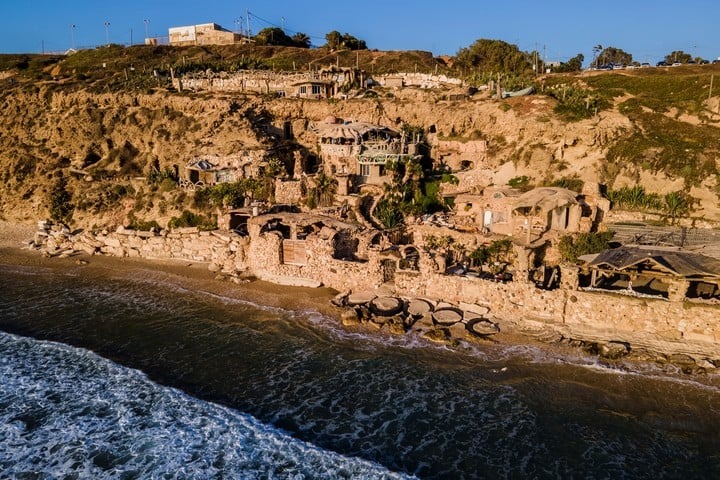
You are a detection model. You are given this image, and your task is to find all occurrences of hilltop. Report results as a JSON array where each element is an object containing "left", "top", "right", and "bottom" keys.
[{"left": 2, "top": 44, "right": 720, "bottom": 228}]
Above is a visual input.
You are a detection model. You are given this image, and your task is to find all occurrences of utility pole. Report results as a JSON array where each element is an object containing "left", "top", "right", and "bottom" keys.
[
  {"left": 130, "top": 28, "right": 133, "bottom": 46},
  {"left": 281, "top": 17, "right": 285, "bottom": 33},
  {"left": 246, "top": 10, "right": 251, "bottom": 37},
  {"left": 104, "top": 22, "right": 110, "bottom": 46},
  {"left": 144, "top": 19, "right": 149, "bottom": 42},
  {"left": 70, "top": 24, "right": 76, "bottom": 50}
]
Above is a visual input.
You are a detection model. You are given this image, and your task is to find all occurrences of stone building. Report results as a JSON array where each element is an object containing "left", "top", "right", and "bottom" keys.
[
  {"left": 181, "top": 152, "right": 267, "bottom": 188},
  {"left": 169, "top": 23, "right": 243, "bottom": 46},
  {"left": 312, "top": 118, "right": 421, "bottom": 193},
  {"left": 451, "top": 184, "right": 609, "bottom": 244},
  {"left": 173, "top": 67, "right": 363, "bottom": 99},
  {"left": 579, "top": 246, "right": 720, "bottom": 302}
]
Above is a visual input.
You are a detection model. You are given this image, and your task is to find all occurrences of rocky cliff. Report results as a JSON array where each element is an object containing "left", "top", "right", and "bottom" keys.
[{"left": 2, "top": 48, "right": 720, "bottom": 228}]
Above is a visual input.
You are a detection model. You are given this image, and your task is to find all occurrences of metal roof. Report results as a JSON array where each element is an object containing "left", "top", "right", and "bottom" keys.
[{"left": 587, "top": 246, "right": 720, "bottom": 279}]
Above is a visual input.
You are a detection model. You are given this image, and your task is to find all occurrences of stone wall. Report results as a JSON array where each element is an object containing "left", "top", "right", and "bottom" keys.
[
  {"left": 32, "top": 221, "right": 720, "bottom": 359},
  {"left": 246, "top": 230, "right": 384, "bottom": 291},
  {"left": 374, "top": 73, "right": 463, "bottom": 89},
  {"left": 274, "top": 179, "right": 303, "bottom": 204},
  {"left": 395, "top": 266, "right": 720, "bottom": 359}
]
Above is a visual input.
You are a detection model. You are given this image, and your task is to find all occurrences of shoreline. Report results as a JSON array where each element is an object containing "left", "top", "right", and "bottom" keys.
[
  {"left": 5, "top": 219, "right": 720, "bottom": 379},
  {"left": 0, "top": 246, "right": 713, "bottom": 383}
]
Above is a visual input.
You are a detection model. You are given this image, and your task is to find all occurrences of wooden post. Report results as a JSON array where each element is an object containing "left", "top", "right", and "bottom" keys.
[{"left": 709, "top": 74, "right": 714, "bottom": 101}]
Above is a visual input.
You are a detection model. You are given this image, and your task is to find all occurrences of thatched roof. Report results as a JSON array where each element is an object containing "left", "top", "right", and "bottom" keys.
[
  {"left": 586, "top": 247, "right": 720, "bottom": 279},
  {"left": 513, "top": 187, "right": 578, "bottom": 213}
]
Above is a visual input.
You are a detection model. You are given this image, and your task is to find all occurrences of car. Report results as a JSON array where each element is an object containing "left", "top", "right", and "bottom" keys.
[
  {"left": 656, "top": 61, "right": 669, "bottom": 67},
  {"left": 641, "top": 62, "right": 651, "bottom": 68},
  {"left": 672, "top": 62, "right": 681, "bottom": 66}
]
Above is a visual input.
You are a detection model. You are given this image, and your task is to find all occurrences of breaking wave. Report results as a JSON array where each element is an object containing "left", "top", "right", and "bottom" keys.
[{"left": 0, "top": 331, "right": 412, "bottom": 479}]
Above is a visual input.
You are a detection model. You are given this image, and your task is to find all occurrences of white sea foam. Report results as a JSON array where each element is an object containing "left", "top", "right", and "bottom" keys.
[{"left": 0, "top": 331, "right": 414, "bottom": 479}]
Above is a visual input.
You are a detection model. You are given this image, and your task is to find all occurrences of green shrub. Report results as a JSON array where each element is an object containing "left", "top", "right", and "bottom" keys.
[
  {"left": 168, "top": 210, "right": 216, "bottom": 230},
  {"left": 49, "top": 177, "right": 74, "bottom": 224},
  {"left": 558, "top": 231, "right": 614, "bottom": 263},
  {"left": 508, "top": 175, "right": 532, "bottom": 189},
  {"left": 547, "top": 176, "right": 584, "bottom": 192}
]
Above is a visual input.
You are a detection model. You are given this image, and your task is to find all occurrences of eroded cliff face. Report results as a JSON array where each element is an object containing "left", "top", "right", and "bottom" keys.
[{"left": 0, "top": 80, "right": 717, "bottom": 228}]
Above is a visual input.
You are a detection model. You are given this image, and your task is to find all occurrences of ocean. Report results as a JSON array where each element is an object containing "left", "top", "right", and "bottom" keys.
[{"left": 1, "top": 258, "right": 719, "bottom": 479}]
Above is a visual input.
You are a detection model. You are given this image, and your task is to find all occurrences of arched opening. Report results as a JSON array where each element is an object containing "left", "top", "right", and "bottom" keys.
[{"left": 460, "top": 160, "right": 474, "bottom": 171}]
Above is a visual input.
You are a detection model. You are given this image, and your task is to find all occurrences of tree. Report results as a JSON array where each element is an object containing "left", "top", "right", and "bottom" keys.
[
  {"left": 291, "top": 32, "right": 311, "bottom": 48},
  {"left": 664, "top": 50, "right": 692, "bottom": 64},
  {"left": 597, "top": 46, "right": 633, "bottom": 66},
  {"left": 454, "top": 38, "right": 532, "bottom": 75},
  {"left": 592, "top": 44, "right": 603, "bottom": 68},
  {"left": 324, "top": 30, "right": 342, "bottom": 50},
  {"left": 323, "top": 31, "right": 367, "bottom": 50},
  {"left": 663, "top": 191, "right": 693, "bottom": 223},
  {"left": 553, "top": 53, "right": 585, "bottom": 72}
]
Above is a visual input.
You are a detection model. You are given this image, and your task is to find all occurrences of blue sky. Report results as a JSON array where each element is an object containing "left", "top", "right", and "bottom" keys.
[{"left": 1, "top": 0, "right": 718, "bottom": 64}]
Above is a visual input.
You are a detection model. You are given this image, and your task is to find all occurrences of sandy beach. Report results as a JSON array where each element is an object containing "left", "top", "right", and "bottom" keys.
[
  {"left": 0, "top": 220, "right": 345, "bottom": 322},
  {"left": 2, "top": 219, "right": 708, "bottom": 371}
]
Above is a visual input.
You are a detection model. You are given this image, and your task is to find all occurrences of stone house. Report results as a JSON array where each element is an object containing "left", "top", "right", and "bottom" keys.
[
  {"left": 452, "top": 187, "right": 521, "bottom": 235},
  {"left": 292, "top": 80, "right": 334, "bottom": 99},
  {"left": 312, "top": 118, "right": 421, "bottom": 193},
  {"left": 181, "top": 152, "right": 267, "bottom": 188},
  {"left": 169, "top": 23, "right": 243, "bottom": 46},
  {"left": 451, "top": 185, "right": 609, "bottom": 243},
  {"left": 246, "top": 213, "right": 393, "bottom": 290}
]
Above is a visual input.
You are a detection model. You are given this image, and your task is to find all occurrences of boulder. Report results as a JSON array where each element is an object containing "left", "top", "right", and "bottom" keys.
[
  {"left": 599, "top": 341, "right": 630, "bottom": 360},
  {"left": 341, "top": 309, "right": 360, "bottom": 326},
  {"left": 432, "top": 308, "right": 463, "bottom": 326},
  {"left": 413, "top": 313, "right": 434, "bottom": 330},
  {"left": 423, "top": 328, "right": 450, "bottom": 344},
  {"left": 331, "top": 291, "right": 350, "bottom": 307},
  {"left": 370, "top": 296, "right": 404, "bottom": 316},
  {"left": 406, "top": 299, "right": 433, "bottom": 318},
  {"left": 388, "top": 319, "right": 406, "bottom": 336},
  {"left": 459, "top": 302, "right": 490, "bottom": 317},
  {"left": 347, "top": 291, "right": 377, "bottom": 306},
  {"left": 467, "top": 319, "right": 500, "bottom": 336}
]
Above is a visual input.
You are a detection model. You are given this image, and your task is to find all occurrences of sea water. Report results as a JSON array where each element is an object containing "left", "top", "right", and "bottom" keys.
[{"left": 1, "top": 261, "right": 720, "bottom": 479}]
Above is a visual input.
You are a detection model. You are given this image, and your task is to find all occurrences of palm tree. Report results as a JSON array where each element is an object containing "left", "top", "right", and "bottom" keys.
[
  {"left": 312, "top": 173, "right": 337, "bottom": 207},
  {"left": 663, "top": 191, "right": 691, "bottom": 224},
  {"left": 292, "top": 32, "right": 311, "bottom": 49}
]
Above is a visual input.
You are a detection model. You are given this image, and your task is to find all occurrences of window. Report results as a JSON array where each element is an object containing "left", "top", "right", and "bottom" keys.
[
  {"left": 311, "top": 85, "right": 321, "bottom": 95},
  {"left": 299, "top": 86, "right": 307, "bottom": 94},
  {"left": 378, "top": 165, "right": 385, "bottom": 177},
  {"left": 360, "top": 164, "right": 370, "bottom": 176}
]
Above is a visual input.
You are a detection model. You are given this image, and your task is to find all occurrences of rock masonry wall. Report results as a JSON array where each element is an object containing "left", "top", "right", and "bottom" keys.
[
  {"left": 31, "top": 221, "right": 720, "bottom": 360},
  {"left": 395, "top": 267, "right": 720, "bottom": 360}
]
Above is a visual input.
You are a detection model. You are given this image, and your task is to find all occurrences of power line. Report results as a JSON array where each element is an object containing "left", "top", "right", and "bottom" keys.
[{"left": 246, "top": 11, "right": 325, "bottom": 42}]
